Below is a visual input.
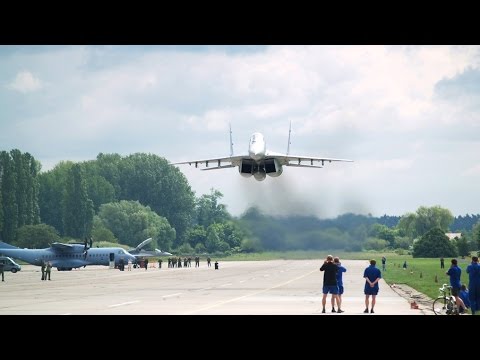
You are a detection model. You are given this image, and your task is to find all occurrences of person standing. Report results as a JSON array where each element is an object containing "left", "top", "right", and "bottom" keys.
[
  {"left": 207, "top": 257, "right": 211, "bottom": 267},
  {"left": 466, "top": 256, "right": 480, "bottom": 315},
  {"left": 440, "top": 257, "right": 445, "bottom": 269},
  {"left": 45, "top": 261, "right": 52, "bottom": 280},
  {"left": 381, "top": 256, "right": 386, "bottom": 271},
  {"left": 158, "top": 258, "right": 162, "bottom": 269},
  {"left": 446, "top": 258, "right": 466, "bottom": 312},
  {"left": 332, "top": 257, "right": 346, "bottom": 313},
  {"left": 320, "top": 255, "right": 339, "bottom": 313},
  {"left": 127, "top": 259, "right": 132, "bottom": 271},
  {"left": 41, "top": 261, "right": 46, "bottom": 281},
  {"left": 363, "top": 259, "right": 381, "bottom": 313},
  {"left": 144, "top": 258, "right": 149, "bottom": 270},
  {"left": 0, "top": 259, "right": 4, "bottom": 282}
]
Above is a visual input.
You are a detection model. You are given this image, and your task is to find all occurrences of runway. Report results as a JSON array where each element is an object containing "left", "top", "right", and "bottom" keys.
[{"left": 0, "top": 259, "right": 422, "bottom": 315}]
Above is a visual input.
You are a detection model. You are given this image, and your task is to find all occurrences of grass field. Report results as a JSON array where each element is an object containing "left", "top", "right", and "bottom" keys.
[{"left": 381, "top": 257, "right": 472, "bottom": 300}]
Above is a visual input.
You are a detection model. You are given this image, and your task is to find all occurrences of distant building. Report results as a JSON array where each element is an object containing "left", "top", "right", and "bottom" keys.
[{"left": 445, "top": 232, "right": 462, "bottom": 241}]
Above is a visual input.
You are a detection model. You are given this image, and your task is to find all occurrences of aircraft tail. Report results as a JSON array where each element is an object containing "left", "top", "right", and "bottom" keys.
[
  {"left": 0, "top": 241, "right": 19, "bottom": 249},
  {"left": 286, "top": 121, "right": 292, "bottom": 155},
  {"left": 229, "top": 123, "right": 234, "bottom": 156}
]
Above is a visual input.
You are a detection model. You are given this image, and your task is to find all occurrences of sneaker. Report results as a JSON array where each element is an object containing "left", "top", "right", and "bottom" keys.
[
  {"left": 337, "top": 309, "right": 344, "bottom": 313},
  {"left": 370, "top": 309, "right": 374, "bottom": 313},
  {"left": 363, "top": 308, "right": 369, "bottom": 313},
  {"left": 322, "top": 308, "right": 326, "bottom": 313},
  {"left": 332, "top": 308, "right": 336, "bottom": 313}
]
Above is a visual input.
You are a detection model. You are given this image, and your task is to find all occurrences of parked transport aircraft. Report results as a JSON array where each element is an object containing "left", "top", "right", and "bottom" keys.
[{"left": 0, "top": 241, "right": 136, "bottom": 271}]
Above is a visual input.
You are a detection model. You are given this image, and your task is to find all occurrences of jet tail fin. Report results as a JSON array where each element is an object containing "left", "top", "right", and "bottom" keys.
[
  {"left": 286, "top": 121, "right": 292, "bottom": 155},
  {"left": 229, "top": 123, "right": 234, "bottom": 156}
]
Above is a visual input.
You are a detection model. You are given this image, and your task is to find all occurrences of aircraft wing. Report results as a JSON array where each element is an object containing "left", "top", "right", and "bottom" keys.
[
  {"left": 265, "top": 151, "right": 353, "bottom": 167},
  {"left": 155, "top": 249, "right": 173, "bottom": 256},
  {"left": 172, "top": 155, "right": 248, "bottom": 170},
  {"left": 51, "top": 242, "right": 76, "bottom": 251}
]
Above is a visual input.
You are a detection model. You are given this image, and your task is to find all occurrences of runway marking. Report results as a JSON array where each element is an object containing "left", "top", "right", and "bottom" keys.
[
  {"left": 162, "top": 293, "right": 182, "bottom": 298},
  {"left": 108, "top": 300, "right": 140, "bottom": 308},
  {"left": 183, "top": 268, "right": 318, "bottom": 315}
]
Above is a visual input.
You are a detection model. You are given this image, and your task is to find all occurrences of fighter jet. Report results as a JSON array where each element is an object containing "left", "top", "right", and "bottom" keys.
[
  {"left": 128, "top": 238, "right": 172, "bottom": 258},
  {"left": 172, "top": 123, "right": 353, "bottom": 181},
  {"left": 0, "top": 241, "right": 136, "bottom": 271}
]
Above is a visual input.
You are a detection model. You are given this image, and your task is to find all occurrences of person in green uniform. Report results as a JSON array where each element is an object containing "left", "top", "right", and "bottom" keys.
[
  {"left": 41, "top": 261, "right": 46, "bottom": 280},
  {"left": 45, "top": 261, "right": 52, "bottom": 280}
]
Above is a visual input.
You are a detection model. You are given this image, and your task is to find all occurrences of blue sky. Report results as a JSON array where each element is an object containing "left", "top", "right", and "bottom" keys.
[{"left": 1, "top": 45, "right": 479, "bottom": 218}]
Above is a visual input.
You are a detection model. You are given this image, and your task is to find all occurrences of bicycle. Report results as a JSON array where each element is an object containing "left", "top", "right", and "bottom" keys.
[{"left": 432, "top": 283, "right": 459, "bottom": 315}]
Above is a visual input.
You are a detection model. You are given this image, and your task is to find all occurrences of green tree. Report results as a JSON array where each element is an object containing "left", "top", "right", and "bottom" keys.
[
  {"left": 117, "top": 153, "right": 195, "bottom": 244},
  {"left": 364, "top": 238, "right": 389, "bottom": 251},
  {"left": 472, "top": 220, "right": 480, "bottom": 251},
  {"left": 396, "top": 212, "right": 416, "bottom": 238},
  {"left": 415, "top": 206, "right": 454, "bottom": 237},
  {"left": 412, "top": 227, "right": 457, "bottom": 258},
  {"left": 196, "top": 189, "right": 230, "bottom": 228},
  {"left": 456, "top": 236, "right": 470, "bottom": 257},
  {"left": 369, "top": 223, "right": 396, "bottom": 247},
  {"left": 98, "top": 200, "right": 175, "bottom": 250},
  {"left": 205, "top": 223, "right": 223, "bottom": 253},
  {"left": 397, "top": 206, "right": 454, "bottom": 239},
  {"left": 393, "top": 236, "right": 412, "bottom": 250},
  {"left": 38, "top": 161, "right": 75, "bottom": 235},
  {"left": 15, "top": 224, "right": 60, "bottom": 248},
  {"left": 63, "top": 163, "right": 94, "bottom": 239},
  {"left": 0, "top": 151, "right": 18, "bottom": 243},
  {"left": 194, "top": 243, "right": 206, "bottom": 254},
  {"left": 240, "top": 237, "right": 263, "bottom": 252},
  {"left": 177, "top": 242, "right": 194, "bottom": 255},
  {"left": 25, "top": 155, "right": 41, "bottom": 225},
  {"left": 91, "top": 216, "right": 118, "bottom": 243},
  {"left": 185, "top": 225, "right": 207, "bottom": 248}
]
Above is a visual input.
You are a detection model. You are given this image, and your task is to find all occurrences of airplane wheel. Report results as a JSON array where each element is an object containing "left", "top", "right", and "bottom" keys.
[{"left": 11, "top": 269, "right": 17, "bottom": 273}]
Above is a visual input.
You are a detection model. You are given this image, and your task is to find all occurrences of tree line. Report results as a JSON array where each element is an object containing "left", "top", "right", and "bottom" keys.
[{"left": 1, "top": 148, "right": 480, "bottom": 257}]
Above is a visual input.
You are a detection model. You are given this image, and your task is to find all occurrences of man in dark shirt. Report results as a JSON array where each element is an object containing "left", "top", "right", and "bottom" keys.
[{"left": 320, "top": 255, "right": 339, "bottom": 313}]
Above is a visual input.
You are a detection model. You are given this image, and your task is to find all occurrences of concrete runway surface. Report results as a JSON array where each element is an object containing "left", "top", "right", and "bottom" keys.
[{"left": 0, "top": 259, "right": 423, "bottom": 315}]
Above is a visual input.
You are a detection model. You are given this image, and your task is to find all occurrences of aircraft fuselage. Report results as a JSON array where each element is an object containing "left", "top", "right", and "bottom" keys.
[{"left": 0, "top": 242, "right": 136, "bottom": 271}]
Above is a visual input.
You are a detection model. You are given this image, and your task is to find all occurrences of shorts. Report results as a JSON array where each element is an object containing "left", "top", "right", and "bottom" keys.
[
  {"left": 323, "top": 285, "right": 339, "bottom": 295},
  {"left": 451, "top": 287, "right": 460, "bottom": 296},
  {"left": 364, "top": 286, "right": 379, "bottom": 296}
]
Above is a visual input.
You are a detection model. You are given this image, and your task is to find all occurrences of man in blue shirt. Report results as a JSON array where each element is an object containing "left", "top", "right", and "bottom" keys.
[
  {"left": 332, "top": 257, "right": 346, "bottom": 313},
  {"left": 363, "top": 259, "right": 381, "bottom": 314},
  {"left": 466, "top": 256, "right": 480, "bottom": 315},
  {"left": 446, "top": 258, "right": 466, "bottom": 312}
]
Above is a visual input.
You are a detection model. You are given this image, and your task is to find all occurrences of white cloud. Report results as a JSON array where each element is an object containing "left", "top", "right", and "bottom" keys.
[
  {"left": 2, "top": 45, "right": 480, "bottom": 218},
  {"left": 8, "top": 70, "right": 43, "bottom": 93}
]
